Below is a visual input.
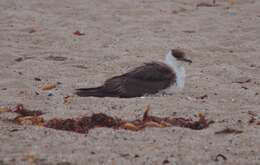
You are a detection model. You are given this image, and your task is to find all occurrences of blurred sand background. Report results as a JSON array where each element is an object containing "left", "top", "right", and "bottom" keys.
[{"left": 0, "top": 0, "right": 260, "bottom": 164}]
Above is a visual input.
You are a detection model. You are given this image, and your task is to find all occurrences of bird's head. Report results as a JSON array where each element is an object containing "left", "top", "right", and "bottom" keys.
[{"left": 171, "top": 49, "right": 192, "bottom": 64}]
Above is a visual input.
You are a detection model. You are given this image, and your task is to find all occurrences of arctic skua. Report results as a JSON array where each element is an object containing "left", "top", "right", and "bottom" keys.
[{"left": 75, "top": 49, "right": 192, "bottom": 98}]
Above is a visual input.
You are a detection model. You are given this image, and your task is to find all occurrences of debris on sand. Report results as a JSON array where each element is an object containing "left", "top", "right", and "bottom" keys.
[
  {"left": 28, "top": 28, "right": 36, "bottom": 33},
  {"left": 44, "top": 56, "right": 68, "bottom": 61},
  {"left": 247, "top": 111, "right": 259, "bottom": 125},
  {"left": 196, "top": 94, "right": 208, "bottom": 100},
  {"left": 248, "top": 116, "right": 256, "bottom": 124},
  {"left": 15, "top": 116, "right": 45, "bottom": 126},
  {"left": 5, "top": 104, "right": 213, "bottom": 134},
  {"left": 162, "top": 159, "right": 170, "bottom": 164},
  {"left": 215, "top": 128, "right": 243, "bottom": 135},
  {"left": 196, "top": 0, "right": 219, "bottom": 8},
  {"left": 40, "top": 83, "right": 57, "bottom": 91},
  {"left": 10, "top": 104, "right": 45, "bottom": 126},
  {"left": 46, "top": 117, "right": 92, "bottom": 133},
  {"left": 14, "top": 57, "right": 23, "bottom": 62},
  {"left": 228, "top": 0, "right": 235, "bottom": 6},
  {"left": 12, "top": 104, "right": 44, "bottom": 116},
  {"left": 232, "top": 78, "right": 251, "bottom": 84},
  {"left": 0, "top": 107, "right": 10, "bottom": 113},
  {"left": 214, "top": 153, "right": 227, "bottom": 162},
  {"left": 196, "top": 3, "right": 215, "bottom": 8},
  {"left": 34, "top": 77, "right": 42, "bottom": 81},
  {"left": 73, "top": 30, "right": 85, "bottom": 36},
  {"left": 63, "top": 95, "right": 73, "bottom": 104}
]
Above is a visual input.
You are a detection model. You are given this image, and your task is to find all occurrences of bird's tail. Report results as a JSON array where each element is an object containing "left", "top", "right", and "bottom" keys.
[{"left": 75, "top": 87, "right": 108, "bottom": 97}]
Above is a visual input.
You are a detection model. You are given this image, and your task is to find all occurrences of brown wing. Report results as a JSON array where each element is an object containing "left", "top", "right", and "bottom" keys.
[
  {"left": 102, "top": 62, "right": 176, "bottom": 98},
  {"left": 125, "top": 62, "right": 175, "bottom": 80}
]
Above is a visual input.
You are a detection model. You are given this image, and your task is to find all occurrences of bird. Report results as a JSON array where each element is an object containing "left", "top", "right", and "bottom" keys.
[{"left": 75, "top": 49, "right": 192, "bottom": 98}]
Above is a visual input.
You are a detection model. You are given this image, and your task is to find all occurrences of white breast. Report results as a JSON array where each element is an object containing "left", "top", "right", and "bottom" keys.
[{"left": 163, "top": 50, "right": 186, "bottom": 93}]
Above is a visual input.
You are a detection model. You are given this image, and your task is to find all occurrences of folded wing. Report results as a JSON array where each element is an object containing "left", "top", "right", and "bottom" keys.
[{"left": 102, "top": 62, "right": 176, "bottom": 98}]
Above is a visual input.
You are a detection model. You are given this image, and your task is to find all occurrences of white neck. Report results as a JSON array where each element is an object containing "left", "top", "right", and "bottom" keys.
[{"left": 164, "top": 50, "right": 186, "bottom": 89}]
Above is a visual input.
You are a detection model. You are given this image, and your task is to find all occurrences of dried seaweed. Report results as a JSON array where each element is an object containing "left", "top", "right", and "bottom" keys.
[
  {"left": 10, "top": 104, "right": 45, "bottom": 126},
  {"left": 46, "top": 117, "right": 91, "bottom": 133},
  {"left": 12, "top": 104, "right": 44, "bottom": 116},
  {"left": 7, "top": 104, "right": 213, "bottom": 134}
]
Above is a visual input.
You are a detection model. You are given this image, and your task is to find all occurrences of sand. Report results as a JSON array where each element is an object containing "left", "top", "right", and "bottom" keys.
[{"left": 0, "top": 0, "right": 260, "bottom": 164}]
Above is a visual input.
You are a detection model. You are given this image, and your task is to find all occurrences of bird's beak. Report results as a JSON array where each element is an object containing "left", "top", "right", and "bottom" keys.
[{"left": 181, "top": 58, "right": 192, "bottom": 63}]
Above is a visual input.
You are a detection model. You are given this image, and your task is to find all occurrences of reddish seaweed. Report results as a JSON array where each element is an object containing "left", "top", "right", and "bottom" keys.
[
  {"left": 7, "top": 104, "right": 213, "bottom": 134},
  {"left": 12, "top": 104, "right": 44, "bottom": 116}
]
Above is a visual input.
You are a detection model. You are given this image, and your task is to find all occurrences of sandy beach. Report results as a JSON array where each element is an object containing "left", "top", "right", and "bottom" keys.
[{"left": 0, "top": 0, "right": 260, "bottom": 164}]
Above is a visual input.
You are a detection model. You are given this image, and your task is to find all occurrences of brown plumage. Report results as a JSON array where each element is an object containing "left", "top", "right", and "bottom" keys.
[
  {"left": 76, "top": 62, "right": 176, "bottom": 98},
  {"left": 75, "top": 49, "right": 191, "bottom": 98}
]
